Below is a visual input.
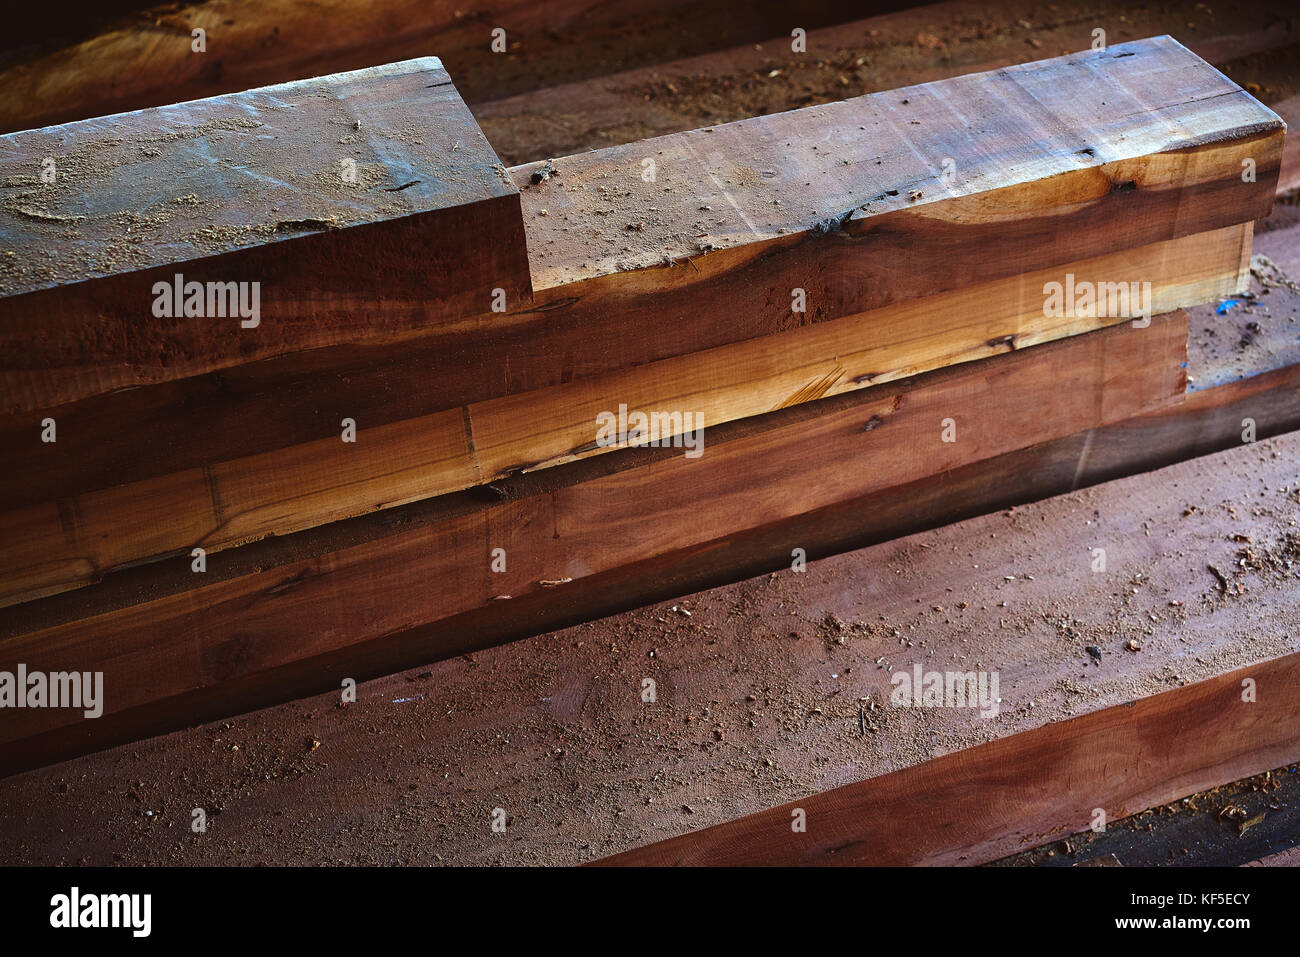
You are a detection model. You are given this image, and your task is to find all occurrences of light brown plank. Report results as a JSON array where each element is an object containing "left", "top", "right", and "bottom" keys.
[
  {"left": 0, "top": 313, "right": 1188, "bottom": 765},
  {"left": 0, "top": 224, "right": 1245, "bottom": 607},
  {"left": 1, "top": 430, "right": 1297, "bottom": 864}
]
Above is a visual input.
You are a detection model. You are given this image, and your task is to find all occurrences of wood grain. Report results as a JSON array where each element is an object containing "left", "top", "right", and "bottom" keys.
[
  {"left": 0, "top": 313, "right": 1188, "bottom": 766},
  {"left": 1, "top": 430, "right": 1297, "bottom": 864},
  {"left": 472, "top": 4, "right": 1300, "bottom": 165},
  {"left": 1, "top": 38, "right": 1280, "bottom": 419},
  {"left": 0, "top": 224, "right": 1246, "bottom": 607},
  {"left": 0, "top": 0, "right": 847, "bottom": 133},
  {"left": 3, "top": 304, "right": 1297, "bottom": 779},
  {"left": 514, "top": 38, "right": 1280, "bottom": 291},
  {"left": 595, "top": 652, "right": 1300, "bottom": 865},
  {"left": 0, "top": 57, "right": 531, "bottom": 413}
]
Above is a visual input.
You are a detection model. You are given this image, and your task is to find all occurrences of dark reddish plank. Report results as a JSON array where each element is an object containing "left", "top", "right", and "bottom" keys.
[
  {"left": 597, "top": 654, "right": 1300, "bottom": 866},
  {"left": 0, "top": 313, "right": 1188, "bottom": 772},
  {"left": 1, "top": 429, "right": 1297, "bottom": 864}
]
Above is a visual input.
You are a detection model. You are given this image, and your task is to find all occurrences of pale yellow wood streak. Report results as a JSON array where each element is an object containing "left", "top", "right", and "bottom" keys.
[{"left": 0, "top": 225, "right": 1244, "bottom": 607}]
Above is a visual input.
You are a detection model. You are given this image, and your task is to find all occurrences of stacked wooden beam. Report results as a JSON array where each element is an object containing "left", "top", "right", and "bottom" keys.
[
  {"left": 0, "top": 37, "right": 1284, "bottom": 775},
  {"left": 3, "top": 429, "right": 1297, "bottom": 866}
]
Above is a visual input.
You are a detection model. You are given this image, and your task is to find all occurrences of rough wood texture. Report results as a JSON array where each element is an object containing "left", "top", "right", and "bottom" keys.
[
  {"left": 597, "top": 653, "right": 1300, "bottom": 865},
  {"left": 0, "top": 56, "right": 531, "bottom": 413},
  {"left": 0, "top": 314, "right": 1188, "bottom": 772},
  {"left": 2, "top": 307, "right": 1294, "bottom": 780},
  {"left": 0, "top": 430, "right": 1295, "bottom": 864},
  {"left": 461, "top": 37, "right": 1280, "bottom": 409},
  {"left": 0, "top": 0, "right": 866, "bottom": 133},
  {"left": 1, "top": 247, "right": 1295, "bottom": 771},
  {"left": 3, "top": 37, "right": 1277, "bottom": 420},
  {"left": 4, "top": 0, "right": 1294, "bottom": 159},
  {"left": 0, "top": 36, "right": 1277, "bottom": 605},
  {"left": 471, "top": 3, "right": 1300, "bottom": 165},
  {"left": 515, "top": 36, "right": 1279, "bottom": 291},
  {"left": 0, "top": 225, "right": 1246, "bottom": 607}
]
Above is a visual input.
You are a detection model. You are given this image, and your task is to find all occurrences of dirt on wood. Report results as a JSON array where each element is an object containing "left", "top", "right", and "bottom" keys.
[
  {"left": 475, "top": 0, "right": 1300, "bottom": 165},
  {"left": 1, "top": 431, "right": 1297, "bottom": 866}
]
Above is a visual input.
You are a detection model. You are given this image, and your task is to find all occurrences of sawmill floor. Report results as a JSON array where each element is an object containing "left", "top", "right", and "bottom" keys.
[{"left": 12, "top": 0, "right": 1298, "bottom": 148}]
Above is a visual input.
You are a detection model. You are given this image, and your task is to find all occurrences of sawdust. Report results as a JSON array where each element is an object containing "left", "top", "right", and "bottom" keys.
[
  {"left": 0, "top": 73, "right": 507, "bottom": 297},
  {"left": 480, "top": 0, "right": 1298, "bottom": 166},
  {"left": 1185, "top": 254, "right": 1300, "bottom": 390},
  {"left": 1, "top": 436, "right": 1296, "bottom": 866},
  {"left": 2, "top": 1, "right": 1299, "bottom": 867}
]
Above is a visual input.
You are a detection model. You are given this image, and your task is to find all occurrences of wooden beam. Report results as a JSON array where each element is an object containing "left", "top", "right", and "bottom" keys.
[
  {"left": 1, "top": 429, "right": 1297, "bottom": 864},
  {"left": 1, "top": 37, "right": 1280, "bottom": 419},
  {"left": 473, "top": 7, "right": 1300, "bottom": 165},
  {"left": 0, "top": 0, "right": 865, "bottom": 134},
  {"left": 0, "top": 56, "right": 531, "bottom": 413},
  {"left": 0, "top": 224, "right": 1247, "bottom": 607},
  {"left": 507, "top": 38, "right": 1280, "bottom": 358},
  {"left": 1, "top": 305, "right": 1294, "bottom": 780},
  {"left": 595, "top": 653, "right": 1300, "bottom": 866},
  {"left": 0, "top": 37, "right": 1276, "bottom": 607},
  {"left": 0, "top": 313, "right": 1188, "bottom": 771},
  {"left": 2, "top": 234, "right": 1296, "bottom": 770},
  {"left": 4, "top": 286, "right": 1296, "bottom": 780}
]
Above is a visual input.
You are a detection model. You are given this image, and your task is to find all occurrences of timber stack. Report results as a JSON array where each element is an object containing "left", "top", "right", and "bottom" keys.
[{"left": 0, "top": 30, "right": 1294, "bottom": 867}]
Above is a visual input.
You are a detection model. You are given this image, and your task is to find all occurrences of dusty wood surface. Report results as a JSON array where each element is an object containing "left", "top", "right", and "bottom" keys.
[
  {"left": 0, "top": 225, "right": 1245, "bottom": 608},
  {"left": 0, "top": 36, "right": 1273, "bottom": 604},
  {"left": 0, "top": 58, "right": 508, "bottom": 295},
  {"left": 472, "top": 3, "right": 1299, "bottom": 166},
  {"left": 0, "top": 32, "right": 1276, "bottom": 578},
  {"left": 0, "top": 314, "right": 1189, "bottom": 772},
  {"left": 1187, "top": 235, "right": 1300, "bottom": 391},
  {"left": 601, "top": 653, "right": 1300, "bottom": 865},
  {"left": 3, "top": 0, "right": 1294, "bottom": 160},
  {"left": 0, "top": 56, "right": 530, "bottom": 413},
  {"left": 0, "top": 429, "right": 1295, "bottom": 865},
  {"left": 3, "top": 36, "right": 1274, "bottom": 419},
  {"left": 1, "top": 212, "right": 1295, "bottom": 773},
  {"left": 0, "top": 0, "right": 1295, "bottom": 866},
  {"left": 512, "top": 37, "right": 1280, "bottom": 290},
  {"left": 0, "top": 0, "right": 878, "bottom": 134},
  {"left": 5, "top": 274, "right": 1291, "bottom": 779}
]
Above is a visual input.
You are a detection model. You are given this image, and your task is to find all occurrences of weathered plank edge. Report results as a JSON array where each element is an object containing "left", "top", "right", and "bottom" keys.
[{"left": 593, "top": 649, "right": 1300, "bottom": 865}]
